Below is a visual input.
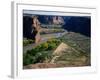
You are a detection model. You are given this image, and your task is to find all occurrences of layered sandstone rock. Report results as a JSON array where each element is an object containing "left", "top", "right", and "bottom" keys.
[
  {"left": 52, "top": 16, "right": 64, "bottom": 24},
  {"left": 32, "top": 16, "right": 41, "bottom": 44}
]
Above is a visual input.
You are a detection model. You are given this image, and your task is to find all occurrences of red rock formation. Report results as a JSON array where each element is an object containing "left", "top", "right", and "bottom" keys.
[
  {"left": 52, "top": 16, "right": 64, "bottom": 24},
  {"left": 32, "top": 16, "right": 41, "bottom": 44}
]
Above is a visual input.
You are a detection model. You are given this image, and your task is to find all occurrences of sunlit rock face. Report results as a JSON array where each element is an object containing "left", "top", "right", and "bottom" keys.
[
  {"left": 53, "top": 42, "right": 69, "bottom": 55},
  {"left": 32, "top": 16, "right": 41, "bottom": 43},
  {"left": 38, "top": 16, "right": 65, "bottom": 25},
  {"left": 52, "top": 16, "right": 65, "bottom": 24}
]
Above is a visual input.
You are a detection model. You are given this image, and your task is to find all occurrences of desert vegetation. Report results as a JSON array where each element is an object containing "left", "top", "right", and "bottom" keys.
[
  {"left": 23, "top": 32, "right": 90, "bottom": 69},
  {"left": 23, "top": 38, "right": 61, "bottom": 65}
]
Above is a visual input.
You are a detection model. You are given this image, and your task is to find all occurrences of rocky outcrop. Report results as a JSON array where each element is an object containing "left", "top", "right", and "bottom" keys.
[
  {"left": 38, "top": 16, "right": 65, "bottom": 25},
  {"left": 23, "top": 16, "right": 42, "bottom": 43},
  {"left": 32, "top": 16, "right": 41, "bottom": 43},
  {"left": 52, "top": 16, "right": 64, "bottom": 24},
  {"left": 53, "top": 42, "right": 69, "bottom": 55}
]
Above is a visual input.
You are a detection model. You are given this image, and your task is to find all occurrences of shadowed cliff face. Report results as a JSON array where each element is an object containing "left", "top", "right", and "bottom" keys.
[
  {"left": 23, "top": 16, "right": 33, "bottom": 39},
  {"left": 63, "top": 17, "right": 91, "bottom": 37}
]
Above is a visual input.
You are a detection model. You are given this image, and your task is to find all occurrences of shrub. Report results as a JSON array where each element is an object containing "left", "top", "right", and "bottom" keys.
[
  {"left": 23, "top": 38, "right": 62, "bottom": 66},
  {"left": 48, "top": 43, "right": 56, "bottom": 50},
  {"left": 23, "top": 53, "right": 34, "bottom": 65},
  {"left": 23, "top": 39, "right": 34, "bottom": 46},
  {"left": 23, "top": 50, "right": 53, "bottom": 65},
  {"left": 41, "top": 42, "right": 48, "bottom": 50}
]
